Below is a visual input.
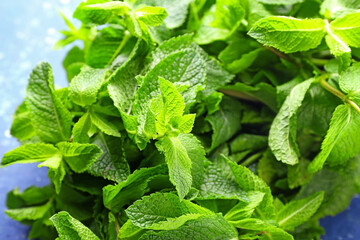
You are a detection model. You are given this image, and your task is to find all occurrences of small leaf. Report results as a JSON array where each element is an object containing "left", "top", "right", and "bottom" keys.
[{"left": 134, "top": 6, "right": 168, "bottom": 26}]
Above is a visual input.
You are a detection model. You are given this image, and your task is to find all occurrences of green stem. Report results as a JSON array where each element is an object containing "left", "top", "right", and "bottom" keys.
[
  {"left": 318, "top": 74, "right": 345, "bottom": 100},
  {"left": 311, "top": 58, "right": 329, "bottom": 66},
  {"left": 240, "top": 152, "right": 262, "bottom": 167},
  {"left": 319, "top": 74, "right": 360, "bottom": 114},
  {"left": 107, "top": 30, "right": 131, "bottom": 66}
]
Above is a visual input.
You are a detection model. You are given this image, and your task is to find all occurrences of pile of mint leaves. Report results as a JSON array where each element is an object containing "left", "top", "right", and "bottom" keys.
[{"left": 3, "top": 0, "right": 360, "bottom": 239}]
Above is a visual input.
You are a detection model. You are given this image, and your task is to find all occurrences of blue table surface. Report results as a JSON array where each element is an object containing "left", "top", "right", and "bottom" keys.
[{"left": 0, "top": 1, "right": 358, "bottom": 240}]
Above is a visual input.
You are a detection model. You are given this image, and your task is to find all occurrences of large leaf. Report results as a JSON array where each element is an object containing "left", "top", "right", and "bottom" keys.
[
  {"left": 269, "top": 79, "right": 313, "bottom": 165},
  {"left": 25, "top": 62, "right": 72, "bottom": 143},
  {"left": 248, "top": 17, "right": 325, "bottom": 53},
  {"left": 309, "top": 104, "right": 360, "bottom": 172},
  {"left": 56, "top": 142, "right": 102, "bottom": 173},
  {"left": 89, "top": 133, "right": 130, "bottom": 182},
  {"left": 50, "top": 211, "right": 100, "bottom": 240},
  {"left": 69, "top": 66, "right": 108, "bottom": 107},
  {"left": 103, "top": 164, "right": 168, "bottom": 212},
  {"left": 139, "top": 214, "right": 238, "bottom": 240},
  {"left": 206, "top": 96, "right": 242, "bottom": 151},
  {"left": 126, "top": 192, "right": 212, "bottom": 230},
  {"left": 156, "top": 135, "right": 193, "bottom": 199},
  {"left": 277, "top": 192, "right": 324, "bottom": 230}
]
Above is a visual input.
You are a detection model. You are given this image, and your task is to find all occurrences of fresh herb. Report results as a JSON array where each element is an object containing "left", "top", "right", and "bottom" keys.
[{"left": 3, "top": 0, "right": 360, "bottom": 239}]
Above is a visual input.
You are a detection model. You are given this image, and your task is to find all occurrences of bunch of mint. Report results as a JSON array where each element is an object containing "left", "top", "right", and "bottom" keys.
[{"left": 2, "top": 0, "right": 360, "bottom": 239}]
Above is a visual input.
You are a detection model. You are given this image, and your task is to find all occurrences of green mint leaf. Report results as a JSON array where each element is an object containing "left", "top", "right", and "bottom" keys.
[
  {"left": 227, "top": 158, "right": 275, "bottom": 220},
  {"left": 258, "top": 0, "right": 304, "bottom": 4},
  {"left": 72, "top": 112, "right": 92, "bottom": 143},
  {"left": 277, "top": 192, "right": 324, "bottom": 230},
  {"left": 339, "top": 62, "right": 360, "bottom": 94},
  {"left": 119, "top": 219, "right": 145, "bottom": 240},
  {"left": 197, "top": 155, "right": 252, "bottom": 201},
  {"left": 50, "top": 211, "right": 100, "bottom": 240},
  {"left": 298, "top": 155, "right": 360, "bottom": 219},
  {"left": 26, "top": 62, "right": 72, "bottom": 143},
  {"left": 10, "top": 102, "right": 36, "bottom": 141},
  {"left": 321, "top": 0, "right": 360, "bottom": 19},
  {"left": 38, "top": 153, "right": 65, "bottom": 194},
  {"left": 133, "top": 0, "right": 192, "bottom": 29},
  {"left": 248, "top": 17, "right": 325, "bottom": 53},
  {"left": 155, "top": 78, "right": 186, "bottom": 136},
  {"left": 126, "top": 192, "right": 212, "bottom": 230},
  {"left": 134, "top": 6, "right": 168, "bottom": 26},
  {"left": 269, "top": 79, "right": 314, "bottom": 165},
  {"left": 74, "top": 1, "right": 130, "bottom": 24},
  {"left": 69, "top": 66, "right": 108, "bottom": 107},
  {"left": 221, "top": 82, "right": 278, "bottom": 112},
  {"left": 178, "top": 133, "right": 206, "bottom": 189},
  {"left": 329, "top": 12, "right": 360, "bottom": 48},
  {"left": 297, "top": 84, "right": 341, "bottom": 136},
  {"left": 194, "top": 6, "right": 230, "bottom": 45},
  {"left": 224, "top": 191, "right": 265, "bottom": 221},
  {"left": 139, "top": 214, "right": 238, "bottom": 240},
  {"left": 213, "top": 0, "right": 245, "bottom": 31},
  {"left": 89, "top": 109, "right": 121, "bottom": 137},
  {"left": 86, "top": 25, "right": 127, "bottom": 68},
  {"left": 62, "top": 46, "right": 85, "bottom": 82},
  {"left": 89, "top": 133, "right": 130, "bottom": 182},
  {"left": 1, "top": 143, "right": 60, "bottom": 166},
  {"left": 103, "top": 164, "right": 168, "bottom": 212},
  {"left": 5, "top": 201, "right": 52, "bottom": 221},
  {"left": 309, "top": 104, "right": 360, "bottom": 173},
  {"left": 229, "top": 218, "right": 294, "bottom": 240},
  {"left": 156, "top": 135, "right": 193, "bottom": 199},
  {"left": 206, "top": 97, "right": 242, "bottom": 151},
  {"left": 56, "top": 142, "right": 102, "bottom": 173}
]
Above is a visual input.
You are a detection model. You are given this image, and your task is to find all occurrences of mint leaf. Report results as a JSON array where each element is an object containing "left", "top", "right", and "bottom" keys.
[
  {"left": 133, "top": 0, "right": 192, "bottom": 29},
  {"left": 50, "top": 211, "right": 100, "bottom": 240},
  {"left": 26, "top": 62, "right": 72, "bottom": 143},
  {"left": 269, "top": 79, "right": 313, "bottom": 165},
  {"left": 1, "top": 143, "right": 60, "bottom": 166},
  {"left": 248, "top": 17, "right": 326, "bottom": 53},
  {"left": 309, "top": 104, "right": 360, "bottom": 172},
  {"left": 86, "top": 25, "right": 127, "bottom": 68},
  {"left": 321, "top": 0, "right": 360, "bottom": 19},
  {"left": 89, "top": 133, "right": 130, "bottom": 182},
  {"left": 69, "top": 66, "right": 108, "bottom": 107},
  {"left": 72, "top": 112, "right": 92, "bottom": 143},
  {"left": 10, "top": 102, "right": 36, "bottom": 141},
  {"left": 139, "top": 214, "right": 238, "bottom": 240},
  {"left": 126, "top": 192, "right": 212, "bottom": 230},
  {"left": 56, "top": 142, "right": 102, "bottom": 173},
  {"left": 133, "top": 6, "right": 168, "bottom": 26},
  {"left": 5, "top": 201, "right": 52, "bottom": 221},
  {"left": 206, "top": 96, "right": 242, "bottom": 151},
  {"left": 213, "top": 0, "right": 245, "bottom": 31},
  {"left": 277, "top": 192, "right": 324, "bottom": 230},
  {"left": 103, "top": 164, "right": 168, "bottom": 212},
  {"left": 75, "top": 1, "right": 130, "bottom": 24},
  {"left": 89, "top": 109, "right": 121, "bottom": 137},
  {"left": 156, "top": 135, "right": 193, "bottom": 199}
]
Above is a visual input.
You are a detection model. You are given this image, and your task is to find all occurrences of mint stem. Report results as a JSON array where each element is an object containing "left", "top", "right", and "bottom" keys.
[{"left": 319, "top": 74, "right": 360, "bottom": 114}]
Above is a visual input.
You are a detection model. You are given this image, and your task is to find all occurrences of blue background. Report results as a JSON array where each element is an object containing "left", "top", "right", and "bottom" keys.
[{"left": 0, "top": 1, "right": 358, "bottom": 239}]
